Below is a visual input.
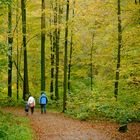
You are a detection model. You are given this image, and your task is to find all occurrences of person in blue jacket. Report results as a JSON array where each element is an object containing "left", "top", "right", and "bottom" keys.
[{"left": 39, "top": 91, "right": 48, "bottom": 114}]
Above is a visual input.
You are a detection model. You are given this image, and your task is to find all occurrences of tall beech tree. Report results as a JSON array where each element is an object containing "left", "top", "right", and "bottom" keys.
[
  {"left": 55, "top": 0, "right": 62, "bottom": 100},
  {"left": 16, "top": 0, "right": 19, "bottom": 100},
  {"left": 8, "top": 0, "right": 13, "bottom": 97},
  {"left": 50, "top": 0, "right": 62, "bottom": 100},
  {"left": 21, "top": 0, "right": 29, "bottom": 100},
  {"left": 50, "top": 1, "right": 54, "bottom": 99},
  {"left": 50, "top": 34, "right": 54, "bottom": 99},
  {"left": 90, "top": 33, "right": 94, "bottom": 91},
  {"left": 63, "top": 0, "right": 70, "bottom": 112},
  {"left": 41, "top": 0, "right": 46, "bottom": 91},
  {"left": 114, "top": 0, "right": 122, "bottom": 100},
  {"left": 68, "top": 0, "right": 75, "bottom": 94},
  {"left": 54, "top": 0, "right": 59, "bottom": 99}
]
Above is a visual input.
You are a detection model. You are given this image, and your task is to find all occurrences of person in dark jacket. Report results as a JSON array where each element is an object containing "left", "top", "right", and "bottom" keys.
[
  {"left": 39, "top": 91, "right": 48, "bottom": 114},
  {"left": 25, "top": 101, "right": 29, "bottom": 115}
]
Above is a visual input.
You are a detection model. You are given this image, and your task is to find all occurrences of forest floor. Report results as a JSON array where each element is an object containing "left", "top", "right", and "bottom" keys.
[{"left": 2, "top": 107, "right": 140, "bottom": 140}]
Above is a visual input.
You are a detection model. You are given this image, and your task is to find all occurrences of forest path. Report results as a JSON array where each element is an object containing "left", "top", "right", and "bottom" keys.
[{"left": 2, "top": 107, "right": 140, "bottom": 140}]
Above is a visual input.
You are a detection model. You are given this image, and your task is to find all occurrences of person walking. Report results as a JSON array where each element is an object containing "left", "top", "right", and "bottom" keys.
[
  {"left": 39, "top": 91, "right": 48, "bottom": 114},
  {"left": 28, "top": 95, "right": 35, "bottom": 114},
  {"left": 25, "top": 101, "right": 29, "bottom": 115}
]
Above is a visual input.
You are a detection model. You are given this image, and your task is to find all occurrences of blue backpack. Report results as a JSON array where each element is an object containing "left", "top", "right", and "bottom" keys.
[{"left": 40, "top": 96, "right": 47, "bottom": 104}]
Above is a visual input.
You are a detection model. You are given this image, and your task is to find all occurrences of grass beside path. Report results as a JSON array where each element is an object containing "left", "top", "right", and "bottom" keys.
[{"left": 0, "top": 109, "right": 33, "bottom": 140}]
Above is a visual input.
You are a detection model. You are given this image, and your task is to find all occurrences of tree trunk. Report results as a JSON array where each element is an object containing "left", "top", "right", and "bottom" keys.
[
  {"left": 138, "top": 0, "right": 140, "bottom": 24},
  {"left": 49, "top": 1, "right": 54, "bottom": 99},
  {"left": 41, "top": 0, "right": 46, "bottom": 91},
  {"left": 55, "top": 0, "right": 62, "bottom": 100},
  {"left": 68, "top": 34, "right": 72, "bottom": 94},
  {"left": 63, "top": 0, "right": 69, "bottom": 112},
  {"left": 8, "top": 0, "right": 13, "bottom": 98},
  {"left": 114, "top": 0, "right": 122, "bottom": 100},
  {"left": 54, "top": 0, "right": 59, "bottom": 100},
  {"left": 90, "top": 34, "right": 94, "bottom": 91},
  {"left": 68, "top": 0, "right": 75, "bottom": 94},
  {"left": 50, "top": 34, "right": 54, "bottom": 99},
  {"left": 21, "top": 0, "right": 29, "bottom": 100},
  {"left": 16, "top": 0, "right": 19, "bottom": 100}
]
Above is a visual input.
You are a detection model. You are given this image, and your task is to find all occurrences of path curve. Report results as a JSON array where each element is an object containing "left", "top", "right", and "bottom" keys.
[
  {"left": 29, "top": 111, "right": 111, "bottom": 140},
  {"left": 2, "top": 107, "right": 140, "bottom": 140}
]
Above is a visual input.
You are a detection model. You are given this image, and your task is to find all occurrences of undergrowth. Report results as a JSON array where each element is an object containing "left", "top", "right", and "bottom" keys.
[
  {"left": 0, "top": 110, "right": 32, "bottom": 140},
  {"left": 65, "top": 78, "right": 140, "bottom": 125}
]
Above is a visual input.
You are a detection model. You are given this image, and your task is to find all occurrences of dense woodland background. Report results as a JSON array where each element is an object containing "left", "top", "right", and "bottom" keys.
[{"left": 0, "top": 0, "right": 140, "bottom": 124}]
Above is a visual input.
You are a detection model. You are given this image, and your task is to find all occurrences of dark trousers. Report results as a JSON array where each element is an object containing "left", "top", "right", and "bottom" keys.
[
  {"left": 30, "top": 107, "right": 34, "bottom": 114},
  {"left": 40, "top": 104, "right": 46, "bottom": 114}
]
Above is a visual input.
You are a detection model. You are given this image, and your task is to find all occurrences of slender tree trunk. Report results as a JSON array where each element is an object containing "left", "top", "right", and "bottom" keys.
[
  {"left": 63, "top": 0, "right": 70, "bottom": 112},
  {"left": 114, "top": 0, "right": 122, "bottom": 100},
  {"left": 50, "top": 18, "right": 54, "bottom": 99},
  {"left": 68, "top": 0, "right": 75, "bottom": 94},
  {"left": 55, "top": 35, "right": 59, "bottom": 100},
  {"left": 41, "top": 0, "right": 46, "bottom": 91},
  {"left": 139, "top": 0, "right": 140, "bottom": 24},
  {"left": 90, "top": 34, "right": 94, "bottom": 91},
  {"left": 55, "top": 0, "right": 62, "bottom": 100},
  {"left": 54, "top": 0, "right": 59, "bottom": 100},
  {"left": 51, "top": 1, "right": 57, "bottom": 99},
  {"left": 137, "top": 0, "right": 140, "bottom": 24},
  {"left": 13, "top": 61, "right": 23, "bottom": 82},
  {"left": 50, "top": 33, "right": 54, "bottom": 99},
  {"left": 21, "top": 0, "right": 29, "bottom": 100},
  {"left": 8, "top": 0, "right": 13, "bottom": 98},
  {"left": 16, "top": 0, "right": 19, "bottom": 100},
  {"left": 49, "top": 1, "right": 54, "bottom": 99},
  {"left": 68, "top": 33, "right": 72, "bottom": 94}
]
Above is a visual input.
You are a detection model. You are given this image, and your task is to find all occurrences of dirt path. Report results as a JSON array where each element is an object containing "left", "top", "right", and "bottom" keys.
[{"left": 2, "top": 107, "right": 140, "bottom": 140}]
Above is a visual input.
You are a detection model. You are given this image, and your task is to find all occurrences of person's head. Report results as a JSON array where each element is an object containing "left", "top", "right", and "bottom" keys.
[{"left": 41, "top": 91, "right": 45, "bottom": 95}]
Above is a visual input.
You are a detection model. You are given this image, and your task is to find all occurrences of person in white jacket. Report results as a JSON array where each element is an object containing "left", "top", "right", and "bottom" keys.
[{"left": 27, "top": 95, "right": 35, "bottom": 114}]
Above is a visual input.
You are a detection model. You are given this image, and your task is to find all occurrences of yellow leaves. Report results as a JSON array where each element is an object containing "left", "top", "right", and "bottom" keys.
[
  {"left": 74, "top": 69, "right": 87, "bottom": 78},
  {"left": 26, "top": 0, "right": 41, "bottom": 17},
  {"left": 0, "top": 35, "right": 5, "bottom": 41}
]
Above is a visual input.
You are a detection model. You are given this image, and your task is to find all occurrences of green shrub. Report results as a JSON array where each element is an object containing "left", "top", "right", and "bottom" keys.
[
  {"left": 0, "top": 111, "right": 32, "bottom": 140},
  {"left": 66, "top": 80, "right": 140, "bottom": 124}
]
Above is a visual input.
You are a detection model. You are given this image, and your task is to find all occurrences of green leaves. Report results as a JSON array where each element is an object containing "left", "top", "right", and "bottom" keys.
[
  {"left": 0, "top": 111, "right": 32, "bottom": 140},
  {"left": 0, "top": 0, "right": 11, "bottom": 5}
]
